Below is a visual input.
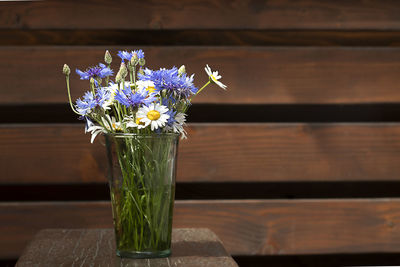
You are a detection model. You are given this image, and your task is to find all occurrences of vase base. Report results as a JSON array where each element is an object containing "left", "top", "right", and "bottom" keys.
[{"left": 117, "top": 248, "right": 171, "bottom": 259}]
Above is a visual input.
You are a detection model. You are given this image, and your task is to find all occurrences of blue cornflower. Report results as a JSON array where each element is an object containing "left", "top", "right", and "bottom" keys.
[
  {"left": 95, "top": 87, "right": 112, "bottom": 108},
  {"left": 183, "top": 73, "right": 198, "bottom": 95},
  {"left": 117, "top": 49, "right": 145, "bottom": 62},
  {"left": 76, "top": 63, "right": 113, "bottom": 81},
  {"left": 117, "top": 50, "right": 132, "bottom": 61},
  {"left": 138, "top": 67, "right": 197, "bottom": 99},
  {"left": 75, "top": 87, "right": 111, "bottom": 115},
  {"left": 76, "top": 92, "right": 96, "bottom": 115},
  {"left": 115, "top": 85, "right": 156, "bottom": 108},
  {"left": 134, "top": 49, "right": 144, "bottom": 59},
  {"left": 165, "top": 109, "right": 177, "bottom": 127},
  {"left": 161, "top": 95, "right": 178, "bottom": 107}
]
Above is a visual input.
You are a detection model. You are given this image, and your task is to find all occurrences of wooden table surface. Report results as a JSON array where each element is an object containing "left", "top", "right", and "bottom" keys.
[{"left": 16, "top": 228, "right": 238, "bottom": 267}]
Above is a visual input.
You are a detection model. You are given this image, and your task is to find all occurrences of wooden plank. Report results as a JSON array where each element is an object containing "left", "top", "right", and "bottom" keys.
[
  {"left": 2, "top": 123, "right": 400, "bottom": 184},
  {"left": 16, "top": 229, "right": 238, "bottom": 267},
  {"left": 1, "top": 0, "right": 400, "bottom": 30},
  {"left": 2, "top": 199, "right": 400, "bottom": 258},
  {"left": 2, "top": 46, "right": 400, "bottom": 105}
]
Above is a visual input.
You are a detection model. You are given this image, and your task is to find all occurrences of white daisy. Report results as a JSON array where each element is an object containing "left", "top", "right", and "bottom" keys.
[
  {"left": 136, "top": 103, "right": 170, "bottom": 131},
  {"left": 86, "top": 125, "right": 105, "bottom": 144},
  {"left": 204, "top": 64, "right": 227, "bottom": 90},
  {"left": 103, "top": 81, "right": 130, "bottom": 108},
  {"left": 124, "top": 115, "right": 147, "bottom": 129},
  {"left": 136, "top": 80, "right": 157, "bottom": 94},
  {"left": 84, "top": 117, "right": 105, "bottom": 143},
  {"left": 102, "top": 115, "right": 123, "bottom": 132},
  {"left": 84, "top": 118, "right": 95, "bottom": 133},
  {"left": 107, "top": 81, "right": 131, "bottom": 93},
  {"left": 86, "top": 115, "right": 124, "bottom": 143}
]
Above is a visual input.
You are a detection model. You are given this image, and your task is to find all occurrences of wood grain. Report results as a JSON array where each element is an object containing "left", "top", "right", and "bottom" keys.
[
  {"left": 3, "top": 199, "right": 400, "bottom": 258},
  {"left": 1, "top": 0, "right": 400, "bottom": 30},
  {"left": 2, "top": 123, "right": 400, "bottom": 184},
  {"left": 2, "top": 46, "right": 400, "bottom": 104},
  {"left": 16, "top": 229, "right": 238, "bottom": 267}
]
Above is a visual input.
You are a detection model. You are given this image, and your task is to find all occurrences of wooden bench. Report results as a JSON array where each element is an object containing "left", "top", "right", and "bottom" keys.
[
  {"left": 1, "top": 1, "right": 400, "bottom": 266},
  {"left": 16, "top": 228, "right": 238, "bottom": 266}
]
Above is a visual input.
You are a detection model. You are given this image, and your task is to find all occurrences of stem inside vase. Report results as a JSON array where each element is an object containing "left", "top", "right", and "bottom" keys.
[{"left": 105, "top": 133, "right": 179, "bottom": 258}]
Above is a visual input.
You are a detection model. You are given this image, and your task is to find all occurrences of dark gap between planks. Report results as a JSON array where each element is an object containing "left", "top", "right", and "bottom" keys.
[
  {"left": 234, "top": 253, "right": 400, "bottom": 267},
  {"left": 0, "top": 260, "right": 16, "bottom": 267},
  {"left": 3, "top": 254, "right": 400, "bottom": 267},
  {"left": 1, "top": 29, "right": 400, "bottom": 46},
  {"left": 2, "top": 182, "right": 400, "bottom": 201},
  {"left": 1, "top": 104, "right": 400, "bottom": 123}
]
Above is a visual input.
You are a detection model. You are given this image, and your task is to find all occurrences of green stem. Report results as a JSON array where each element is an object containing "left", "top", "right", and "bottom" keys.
[
  {"left": 129, "top": 63, "right": 134, "bottom": 85},
  {"left": 65, "top": 75, "right": 80, "bottom": 115},
  {"left": 90, "top": 81, "right": 96, "bottom": 96},
  {"left": 116, "top": 81, "right": 125, "bottom": 119},
  {"left": 110, "top": 135, "right": 176, "bottom": 253},
  {"left": 182, "top": 80, "right": 211, "bottom": 113},
  {"left": 105, "top": 64, "right": 111, "bottom": 85},
  {"left": 114, "top": 104, "right": 122, "bottom": 122},
  {"left": 133, "top": 64, "right": 136, "bottom": 86},
  {"left": 195, "top": 80, "right": 211, "bottom": 96}
]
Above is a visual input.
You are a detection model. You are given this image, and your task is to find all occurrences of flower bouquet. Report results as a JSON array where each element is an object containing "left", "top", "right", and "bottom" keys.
[{"left": 62, "top": 49, "right": 226, "bottom": 258}]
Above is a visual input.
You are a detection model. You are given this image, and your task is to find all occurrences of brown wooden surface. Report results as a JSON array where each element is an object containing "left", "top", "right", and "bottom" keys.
[
  {"left": 1, "top": 123, "right": 400, "bottom": 184},
  {"left": 1, "top": 0, "right": 400, "bottom": 30},
  {"left": 1, "top": 0, "right": 399, "bottom": 265},
  {"left": 16, "top": 228, "right": 238, "bottom": 267},
  {"left": 3, "top": 199, "right": 400, "bottom": 259},
  {"left": 2, "top": 46, "right": 400, "bottom": 104}
]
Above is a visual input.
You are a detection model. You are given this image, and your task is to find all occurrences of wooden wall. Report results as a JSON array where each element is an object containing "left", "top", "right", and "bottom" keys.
[{"left": 1, "top": 1, "right": 400, "bottom": 266}]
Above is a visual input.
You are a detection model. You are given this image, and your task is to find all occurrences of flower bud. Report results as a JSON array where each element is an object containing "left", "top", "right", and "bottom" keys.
[
  {"left": 127, "top": 63, "right": 134, "bottom": 72},
  {"left": 178, "top": 65, "right": 186, "bottom": 76},
  {"left": 96, "top": 77, "right": 102, "bottom": 86},
  {"left": 104, "top": 50, "right": 112, "bottom": 64},
  {"left": 115, "top": 72, "right": 122, "bottom": 84},
  {"left": 139, "top": 58, "right": 145, "bottom": 66},
  {"left": 119, "top": 62, "right": 128, "bottom": 79},
  {"left": 161, "top": 89, "right": 167, "bottom": 98},
  {"left": 130, "top": 53, "right": 138, "bottom": 66},
  {"left": 63, "top": 64, "right": 71, "bottom": 76},
  {"left": 138, "top": 67, "right": 144, "bottom": 75}
]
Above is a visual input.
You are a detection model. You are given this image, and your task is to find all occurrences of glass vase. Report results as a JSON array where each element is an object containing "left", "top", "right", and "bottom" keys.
[{"left": 105, "top": 133, "right": 179, "bottom": 258}]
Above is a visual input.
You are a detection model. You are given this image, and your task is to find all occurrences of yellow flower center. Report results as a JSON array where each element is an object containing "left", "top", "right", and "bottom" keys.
[
  {"left": 136, "top": 117, "right": 144, "bottom": 125},
  {"left": 147, "top": 110, "right": 160, "bottom": 121},
  {"left": 147, "top": 86, "right": 156, "bottom": 93},
  {"left": 112, "top": 123, "right": 121, "bottom": 131},
  {"left": 210, "top": 74, "right": 217, "bottom": 82}
]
